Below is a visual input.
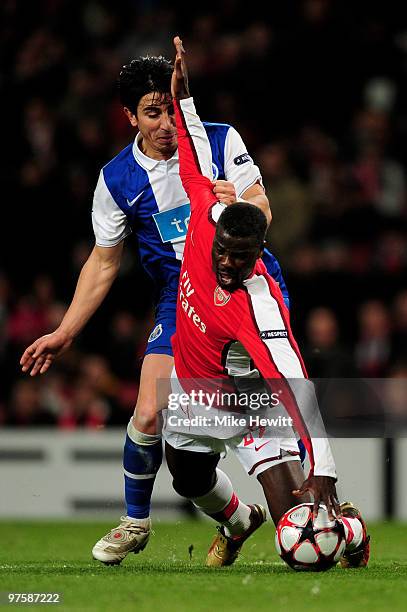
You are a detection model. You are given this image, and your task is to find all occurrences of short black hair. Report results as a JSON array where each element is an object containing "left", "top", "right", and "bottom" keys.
[
  {"left": 217, "top": 202, "right": 267, "bottom": 246},
  {"left": 118, "top": 56, "right": 173, "bottom": 114}
]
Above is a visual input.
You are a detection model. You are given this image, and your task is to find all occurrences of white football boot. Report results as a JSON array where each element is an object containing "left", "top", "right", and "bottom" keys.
[{"left": 92, "top": 516, "right": 151, "bottom": 565}]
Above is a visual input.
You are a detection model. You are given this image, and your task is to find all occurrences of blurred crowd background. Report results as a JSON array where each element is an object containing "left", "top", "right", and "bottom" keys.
[{"left": 1, "top": 0, "right": 407, "bottom": 428}]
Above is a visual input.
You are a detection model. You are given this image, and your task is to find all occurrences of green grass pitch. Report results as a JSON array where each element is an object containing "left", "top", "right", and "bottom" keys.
[{"left": 0, "top": 521, "right": 406, "bottom": 611}]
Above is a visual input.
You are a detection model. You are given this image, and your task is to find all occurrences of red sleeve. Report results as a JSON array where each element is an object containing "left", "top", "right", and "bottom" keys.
[{"left": 174, "top": 98, "right": 217, "bottom": 215}]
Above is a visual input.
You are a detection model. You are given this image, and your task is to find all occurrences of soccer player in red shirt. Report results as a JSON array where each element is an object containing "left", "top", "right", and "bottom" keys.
[{"left": 162, "top": 37, "right": 359, "bottom": 567}]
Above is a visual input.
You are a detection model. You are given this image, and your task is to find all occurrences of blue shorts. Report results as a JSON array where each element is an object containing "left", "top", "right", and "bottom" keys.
[{"left": 144, "top": 300, "right": 176, "bottom": 357}]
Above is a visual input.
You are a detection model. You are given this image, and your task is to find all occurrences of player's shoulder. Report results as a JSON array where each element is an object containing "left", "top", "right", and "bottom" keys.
[
  {"left": 101, "top": 141, "right": 146, "bottom": 186},
  {"left": 202, "top": 122, "right": 242, "bottom": 167},
  {"left": 203, "top": 120, "right": 232, "bottom": 133},
  {"left": 103, "top": 142, "right": 134, "bottom": 171},
  {"left": 203, "top": 122, "right": 247, "bottom": 169},
  {"left": 97, "top": 141, "right": 148, "bottom": 204},
  {"left": 202, "top": 121, "right": 235, "bottom": 142}
]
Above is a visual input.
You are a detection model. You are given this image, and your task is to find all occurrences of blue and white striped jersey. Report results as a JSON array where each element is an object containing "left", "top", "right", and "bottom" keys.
[{"left": 92, "top": 121, "right": 287, "bottom": 301}]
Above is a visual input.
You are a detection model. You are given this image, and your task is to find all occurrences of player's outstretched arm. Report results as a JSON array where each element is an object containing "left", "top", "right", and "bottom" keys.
[
  {"left": 172, "top": 37, "right": 271, "bottom": 221},
  {"left": 173, "top": 34, "right": 239, "bottom": 208},
  {"left": 171, "top": 36, "right": 215, "bottom": 208},
  {"left": 20, "top": 243, "right": 123, "bottom": 376}
]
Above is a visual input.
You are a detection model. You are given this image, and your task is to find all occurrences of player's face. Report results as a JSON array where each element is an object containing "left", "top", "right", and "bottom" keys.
[
  {"left": 126, "top": 93, "right": 177, "bottom": 160},
  {"left": 212, "top": 230, "right": 263, "bottom": 292}
]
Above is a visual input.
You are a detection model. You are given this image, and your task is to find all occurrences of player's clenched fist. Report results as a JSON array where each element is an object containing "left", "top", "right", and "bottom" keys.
[
  {"left": 20, "top": 330, "right": 73, "bottom": 376},
  {"left": 212, "top": 180, "right": 237, "bottom": 205}
]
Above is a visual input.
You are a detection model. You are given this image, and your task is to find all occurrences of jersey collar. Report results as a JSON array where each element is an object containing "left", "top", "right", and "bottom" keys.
[
  {"left": 243, "top": 267, "right": 260, "bottom": 286},
  {"left": 132, "top": 132, "right": 179, "bottom": 170}
]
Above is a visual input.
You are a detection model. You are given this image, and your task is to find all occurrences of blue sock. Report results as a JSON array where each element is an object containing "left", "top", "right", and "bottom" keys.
[{"left": 123, "top": 422, "right": 163, "bottom": 519}]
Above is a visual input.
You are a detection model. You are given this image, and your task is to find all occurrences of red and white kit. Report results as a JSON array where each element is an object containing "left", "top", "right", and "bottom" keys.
[{"left": 163, "top": 97, "right": 336, "bottom": 480}]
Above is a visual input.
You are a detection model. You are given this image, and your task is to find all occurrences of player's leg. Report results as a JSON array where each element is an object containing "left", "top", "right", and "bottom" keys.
[
  {"left": 233, "top": 432, "right": 309, "bottom": 524},
  {"left": 257, "top": 459, "right": 310, "bottom": 524},
  {"left": 92, "top": 313, "right": 175, "bottom": 565},
  {"left": 165, "top": 441, "right": 254, "bottom": 536},
  {"left": 165, "top": 441, "right": 266, "bottom": 567},
  {"left": 124, "top": 353, "right": 172, "bottom": 518}
]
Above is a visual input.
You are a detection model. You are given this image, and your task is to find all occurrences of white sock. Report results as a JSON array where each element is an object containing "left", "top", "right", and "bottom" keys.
[
  {"left": 192, "top": 468, "right": 251, "bottom": 537},
  {"left": 224, "top": 502, "right": 252, "bottom": 538},
  {"left": 127, "top": 418, "right": 161, "bottom": 445},
  {"left": 342, "top": 516, "right": 363, "bottom": 549},
  {"left": 126, "top": 516, "right": 151, "bottom": 527}
]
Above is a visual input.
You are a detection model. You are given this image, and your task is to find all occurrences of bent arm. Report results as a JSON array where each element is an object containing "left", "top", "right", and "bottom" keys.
[
  {"left": 242, "top": 183, "right": 272, "bottom": 226},
  {"left": 221, "top": 126, "right": 271, "bottom": 224}
]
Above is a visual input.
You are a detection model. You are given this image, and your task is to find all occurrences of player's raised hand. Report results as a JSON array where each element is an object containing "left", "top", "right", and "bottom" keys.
[
  {"left": 212, "top": 180, "right": 237, "bottom": 205},
  {"left": 293, "top": 475, "right": 341, "bottom": 521},
  {"left": 20, "top": 330, "right": 73, "bottom": 376},
  {"left": 171, "top": 35, "right": 190, "bottom": 99}
]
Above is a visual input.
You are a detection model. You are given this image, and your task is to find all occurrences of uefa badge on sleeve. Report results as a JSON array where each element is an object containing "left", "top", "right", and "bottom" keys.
[
  {"left": 214, "top": 286, "right": 231, "bottom": 307},
  {"left": 148, "top": 324, "right": 163, "bottom": 342}
]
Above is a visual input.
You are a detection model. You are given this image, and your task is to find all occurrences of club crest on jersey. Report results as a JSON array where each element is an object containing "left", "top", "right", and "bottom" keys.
[
  {"left": 214, "top": 286, "right": 231, "bottom": 307},
  {"left": 148, "top": 324, "right": 163, "bottom": 342}
]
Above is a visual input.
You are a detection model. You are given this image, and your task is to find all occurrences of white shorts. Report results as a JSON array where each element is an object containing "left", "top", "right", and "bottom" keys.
[
  {"left": 163, "top": 366, "right": 301, "bottom": 477},
  {"left": 163, "top": 427, "right": 300, "bottom": 479}
]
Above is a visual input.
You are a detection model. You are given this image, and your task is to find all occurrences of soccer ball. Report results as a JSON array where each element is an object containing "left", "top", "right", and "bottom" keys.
[{"left": 275, "top": 503, "right": 346, "bottom": 571}]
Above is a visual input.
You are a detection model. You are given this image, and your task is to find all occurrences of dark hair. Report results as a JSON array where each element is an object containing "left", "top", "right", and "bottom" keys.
[
  {"left": 118, "top": 56, "right": 173, "bottom": 114},
  {"left": 217, "top": 202, "right": 267, "bottom": 246}
]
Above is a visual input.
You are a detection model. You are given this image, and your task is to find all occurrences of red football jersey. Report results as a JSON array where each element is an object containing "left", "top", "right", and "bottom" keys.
[{"left": 172, "top": 98, "right": 336, "bottom": 478}]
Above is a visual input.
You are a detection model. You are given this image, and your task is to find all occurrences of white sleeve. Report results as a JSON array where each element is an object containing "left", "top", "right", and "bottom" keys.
[
  {"left": 179, "top": 97, "right": 214, "bottom": 180},
  {"left": 224, "top": 127, "right": 263, "bottom": 197},
  {"left": 91, "top": 170, "right": 131, "bottom": 247},
  {"left": 312, "top": 438, "right": 337, "bottom": 478},
  {"left": 289, "top": 379, "right": 337, "bottom": 479}
]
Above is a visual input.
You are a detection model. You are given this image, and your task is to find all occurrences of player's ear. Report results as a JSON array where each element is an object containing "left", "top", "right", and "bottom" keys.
[{"left": 123, "top": 106, "right": 138, "bottom": 128}]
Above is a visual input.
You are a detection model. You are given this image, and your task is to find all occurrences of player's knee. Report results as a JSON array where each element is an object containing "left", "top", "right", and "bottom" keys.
[
  {"left": 133, "top": 407, "right": 158, "bottom": 434},
  {"left": 172, "top": 472, "right": 215, "bottom": 499},
  {"left": 165, "top": 443, "right": 220, "bottom": 498}
]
